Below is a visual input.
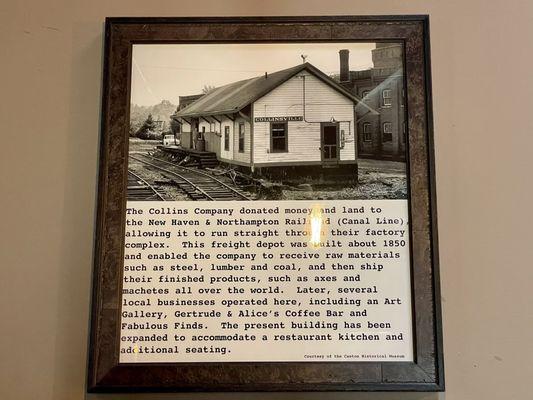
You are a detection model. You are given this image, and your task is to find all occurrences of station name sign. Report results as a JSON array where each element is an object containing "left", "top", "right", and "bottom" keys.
[{"left": 254, "top": 116, "right": 303, "bottom": 122}]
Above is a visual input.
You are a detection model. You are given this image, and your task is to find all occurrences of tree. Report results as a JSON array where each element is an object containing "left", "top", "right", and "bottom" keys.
[
  {"left": 136, "top": 114, "right": 159, "bottom": 140},
  {"left": 169, "top": 117, "right": 181, "bottom": 135}
]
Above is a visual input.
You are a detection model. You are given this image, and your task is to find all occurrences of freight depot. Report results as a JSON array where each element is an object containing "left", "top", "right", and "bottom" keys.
[{"left": 211, "top": 240, "right": 285, "bottom": 251}]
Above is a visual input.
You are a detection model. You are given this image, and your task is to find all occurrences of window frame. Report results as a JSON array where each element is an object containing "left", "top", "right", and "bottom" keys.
[
  {"left": 382, "top": 89, "right": 392, "bottom": 107},
  {"left": 224, "top": 126, "right": 230, "bottom": 151},
  {"left": 382, "top": 121, "right": 393, "bottom": 142},
  {"left": 362, "top": 122, "right": 372, "bottom": 142},
  {"left": 238, "top": 122, "right": 245, "bottom": 153},
  {"left": 269, "top": 121, "right": 288, "bottom": 153}
]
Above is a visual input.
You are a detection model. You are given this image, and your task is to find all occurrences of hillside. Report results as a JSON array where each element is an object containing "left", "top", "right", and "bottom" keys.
[{"left": 130, "top": 100, "right": 177, "bottom": 134}]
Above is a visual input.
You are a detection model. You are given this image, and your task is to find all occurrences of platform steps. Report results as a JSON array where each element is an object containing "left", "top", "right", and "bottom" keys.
[{"left": 187, "top": 152, "right": 219, "bottom": 169}]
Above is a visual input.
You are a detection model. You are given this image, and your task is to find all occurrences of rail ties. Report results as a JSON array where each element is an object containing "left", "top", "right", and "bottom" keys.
[
  {"left": 127, "top": 170, "right": 166, "bottom": 201},
  {"left": 128, "top": 154, "right": 251, "bottom": 201}
]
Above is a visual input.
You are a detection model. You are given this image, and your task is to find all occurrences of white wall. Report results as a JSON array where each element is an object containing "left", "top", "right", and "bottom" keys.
[
  {"left": 180, "top": 120, "right": 191, "bottom": 134},
  {"left": 1, "top": 1, "right": 533, "bottom": 400},
  {"left": 253, "top": 71, "right": 355, "bottom": 164}
]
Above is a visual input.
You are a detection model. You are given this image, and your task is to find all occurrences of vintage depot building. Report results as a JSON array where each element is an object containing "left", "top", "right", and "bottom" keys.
[{"left": 171, "top": 63, "right": 376, "bottom": 176}]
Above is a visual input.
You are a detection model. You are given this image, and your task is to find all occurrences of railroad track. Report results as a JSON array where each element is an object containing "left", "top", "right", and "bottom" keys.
[
  {"left": 129, "top": 154, "right": 251, "bottom": 201},
  {"left": 127, "top": 170, "right": 166, "bottom": 201}
]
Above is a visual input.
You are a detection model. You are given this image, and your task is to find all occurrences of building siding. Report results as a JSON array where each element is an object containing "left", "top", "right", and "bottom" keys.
[
  {"left": 232, "top": 118, "right": 251, "bottom": 164},
  {"left": 219, "top": 117, "right": 234, "bottom": 161},
  {"left": 252, "top": 72, "right": 356, "bottom": 165},
  {"left": 179, "top": 120, "right": 192, "bottom": 149}
]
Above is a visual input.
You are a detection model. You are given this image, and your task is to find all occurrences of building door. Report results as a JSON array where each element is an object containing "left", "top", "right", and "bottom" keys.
[{"left": 321, "top": 123, "right": 339, "bottom": 164}]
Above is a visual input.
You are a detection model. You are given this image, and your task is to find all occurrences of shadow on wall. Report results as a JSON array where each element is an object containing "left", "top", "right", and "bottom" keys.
[{"left": 52, "top": 23, "right": 104, "bottom": 400}]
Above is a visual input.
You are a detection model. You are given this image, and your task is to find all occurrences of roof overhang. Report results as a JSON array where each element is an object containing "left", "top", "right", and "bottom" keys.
[{"left": 173, "top": 109, "right": 240, "bottom": 119}]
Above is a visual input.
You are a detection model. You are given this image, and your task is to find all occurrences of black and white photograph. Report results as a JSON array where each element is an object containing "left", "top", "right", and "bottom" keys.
[
  {"left": 119, "top": 39, "right": 418, "bottom": 369},
  {"left": 127, "top": 42, "right": 408, "bottom": 202}
]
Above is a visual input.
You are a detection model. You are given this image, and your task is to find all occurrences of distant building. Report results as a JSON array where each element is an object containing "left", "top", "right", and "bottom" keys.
[
  {"left": 170, "top": 94, "right": 205, "bottom": 137},
  {"left": 171, "top": 63, "right": 376, "bottom": 175},
  {"left": 334, "top": 44, "right": 406, "bottom": 161},
  {"left": 178, "top": 94, "right": 204, "bottom": 110}
]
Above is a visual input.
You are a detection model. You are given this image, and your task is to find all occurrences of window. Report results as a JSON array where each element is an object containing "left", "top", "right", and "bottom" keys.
[
  {"left": 382, "top": 89, "right": 392, "bottom": 107},
  {"left": 382, "top": 122, "right": 393, "bottom": 142},
  {"left": 238, "top": 123, "right": 245, "bottom": 153},
  {"left": 362, "top": 90, "right": 370, "bottom": 99},
  {"left": 363, "top": 122, "right": 372, "bottom": 142},
  {"left": 270, "top": 122, "right": 288, "bottom": 152},
  {"left": 224, "top": 126, "right": 230, "bottom": 151}
]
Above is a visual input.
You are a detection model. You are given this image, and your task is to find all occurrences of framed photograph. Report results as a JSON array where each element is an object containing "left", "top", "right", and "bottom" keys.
[{"left": 88, "top": 15, "right": 444, "bottom": 392}]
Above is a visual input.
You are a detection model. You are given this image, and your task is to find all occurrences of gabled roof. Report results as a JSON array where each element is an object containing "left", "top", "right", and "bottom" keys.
[{"left": 173, "top": 62, "right": 377, "bottom": 119}]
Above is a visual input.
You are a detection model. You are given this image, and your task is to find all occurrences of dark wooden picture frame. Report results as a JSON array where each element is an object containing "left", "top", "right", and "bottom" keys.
[{"left": 88, "top": 15, "right": 443, "bottom": 392}]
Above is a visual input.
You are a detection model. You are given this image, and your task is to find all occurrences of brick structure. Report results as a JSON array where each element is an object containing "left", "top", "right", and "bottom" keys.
[{"left": 334, "top": 44, "right": 406, "bottom": 161}]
